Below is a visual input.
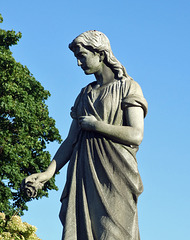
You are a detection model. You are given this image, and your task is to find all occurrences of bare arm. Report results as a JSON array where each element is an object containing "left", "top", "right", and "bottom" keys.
[
  {"left": 44, "top": 119, "right": 79, "bottom": 178},
  {"left": 23, "top": 119, "right": 79, "bottom": 191},
  {"left": 79, "top": 106, "right": 144, "bottom": 146}
]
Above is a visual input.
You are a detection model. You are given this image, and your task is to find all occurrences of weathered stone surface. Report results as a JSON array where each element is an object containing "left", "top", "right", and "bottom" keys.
[{"left": 24, "top": 30, "right": 147, "bottom": 240}]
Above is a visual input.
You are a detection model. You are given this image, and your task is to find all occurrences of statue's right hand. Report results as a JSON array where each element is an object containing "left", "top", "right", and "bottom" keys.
[{"left": 22, "top": 172, "right": 50, "bottom": 198}]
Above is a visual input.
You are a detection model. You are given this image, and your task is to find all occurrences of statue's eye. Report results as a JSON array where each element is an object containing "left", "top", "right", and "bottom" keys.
[
  {"left": 76, "top": 52, "right": 87, "bottom": 62},
  {"left": 80, "top": 52, "right": 87, "bottom": 57}
]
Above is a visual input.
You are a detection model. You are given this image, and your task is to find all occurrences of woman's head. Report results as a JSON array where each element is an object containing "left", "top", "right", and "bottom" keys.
[{"left": 69, "top": 30, "right": 129, "bottom": 79}]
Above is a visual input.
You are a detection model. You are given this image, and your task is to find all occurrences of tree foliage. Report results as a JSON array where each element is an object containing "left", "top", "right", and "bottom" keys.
[{"left": 0, "top": 14, "right": 62, "bottom": 216}]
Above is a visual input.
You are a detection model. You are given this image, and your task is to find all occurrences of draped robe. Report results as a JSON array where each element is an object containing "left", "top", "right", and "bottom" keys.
[{"left": 59, "top": 77, "right": 148, "bottom": 240}]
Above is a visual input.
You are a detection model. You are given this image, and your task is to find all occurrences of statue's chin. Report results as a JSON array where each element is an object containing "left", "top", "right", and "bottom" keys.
[
  {"left": 84, "top": 72, "right": 91, "bottom": 75},
  {"left": 81, "top": 67, "right": 93, "bottom": 75},
  {"left": 83, "top": 69, "right": 93, "bottom": 75}
]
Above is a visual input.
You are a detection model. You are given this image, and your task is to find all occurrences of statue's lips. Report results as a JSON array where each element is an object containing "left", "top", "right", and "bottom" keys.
[{"left": 81, "top": 66, "right": 87, "bottom": 71}]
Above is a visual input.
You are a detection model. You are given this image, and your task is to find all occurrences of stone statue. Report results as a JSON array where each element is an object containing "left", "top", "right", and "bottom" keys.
[{"left": 23, "top": 30, "right": 148, "bottom": 240}]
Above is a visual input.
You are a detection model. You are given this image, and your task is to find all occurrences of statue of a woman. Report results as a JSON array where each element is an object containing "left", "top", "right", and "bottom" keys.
[{"left": 23, "top": 30, "right": 148, "bottom": 240}]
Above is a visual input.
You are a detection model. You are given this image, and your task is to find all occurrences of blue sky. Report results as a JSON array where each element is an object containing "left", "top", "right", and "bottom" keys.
[{"left": 1, "top": 0, "right": 190, "bottom": 239}]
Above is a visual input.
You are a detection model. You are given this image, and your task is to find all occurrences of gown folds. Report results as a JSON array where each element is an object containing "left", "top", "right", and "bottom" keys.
[{"left": 59, "top": 77, "right": 148, "bottom": 240}]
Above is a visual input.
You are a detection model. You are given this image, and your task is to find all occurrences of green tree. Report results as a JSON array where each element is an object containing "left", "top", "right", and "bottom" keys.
[{"left": 0, "top": 14, "right": 62, "bottom": 216}]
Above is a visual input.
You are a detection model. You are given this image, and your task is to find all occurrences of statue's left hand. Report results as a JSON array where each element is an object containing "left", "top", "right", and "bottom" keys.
[{"left": 79, "top": 115, "right": 98, "bottom": 131}]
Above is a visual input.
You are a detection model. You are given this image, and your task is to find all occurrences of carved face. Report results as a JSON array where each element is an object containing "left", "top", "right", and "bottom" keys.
[{"left": 74, "top": 45, "right": 102, "bottom": 75}]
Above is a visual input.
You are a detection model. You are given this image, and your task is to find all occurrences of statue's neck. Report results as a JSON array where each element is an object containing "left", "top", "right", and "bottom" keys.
[{"left": 94, "top": 63, "right": 115, "bottom": 86}]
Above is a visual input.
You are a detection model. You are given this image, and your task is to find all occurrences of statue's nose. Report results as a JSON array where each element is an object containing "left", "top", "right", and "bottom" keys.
[{"left": 77, "top": 59, "right": 82, "bottom": 66}]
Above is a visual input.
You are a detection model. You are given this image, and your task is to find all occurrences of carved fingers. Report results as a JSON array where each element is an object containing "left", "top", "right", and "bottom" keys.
[
  {"left": 22, "top": 172, "right": 48, "bottom": 198},
  {"left": 78, "top": 115, "right": 97, "bottom": 131}
]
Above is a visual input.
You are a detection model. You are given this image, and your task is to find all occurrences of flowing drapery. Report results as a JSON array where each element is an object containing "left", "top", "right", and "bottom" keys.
[{"left": 60, "top": 78, "right": 147, "bottom": 240}]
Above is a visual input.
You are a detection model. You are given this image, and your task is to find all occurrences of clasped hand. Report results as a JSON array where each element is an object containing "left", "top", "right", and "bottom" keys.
[
  {"left": 78, "top": 115, "right": 98, "bottom": 131},
  {"left": 22, "top": 172, "right": 50, "bottom": 198}
]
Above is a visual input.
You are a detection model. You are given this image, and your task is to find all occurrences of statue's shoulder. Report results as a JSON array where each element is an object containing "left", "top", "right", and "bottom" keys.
[
  {"left": 121, "top": 77, "right": 143, "bottom": 94},
  {"left": 80, "top": 81, "right": 96, "bottom": 94},
  {"left": 121, "top": 77, "right": 148, "bottom": 116}
]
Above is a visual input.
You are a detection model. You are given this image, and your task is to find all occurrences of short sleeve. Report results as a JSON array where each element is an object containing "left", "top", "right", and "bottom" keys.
[{"left": 121, "top": 79, "right": 148, "bottom": 117}]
